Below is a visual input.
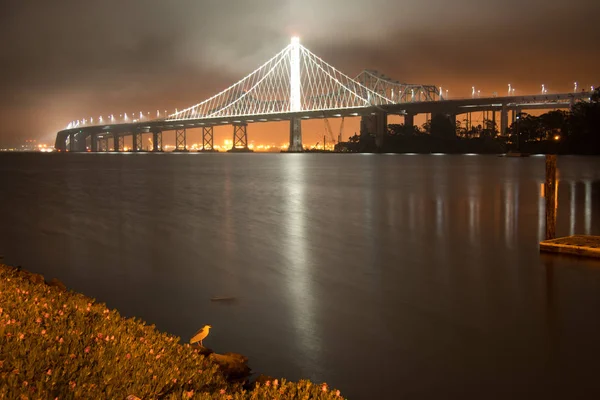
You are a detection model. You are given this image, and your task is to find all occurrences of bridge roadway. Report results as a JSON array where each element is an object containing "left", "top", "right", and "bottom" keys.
[{"left": 55, "top": 91, "right": 591, "bottom": 152}]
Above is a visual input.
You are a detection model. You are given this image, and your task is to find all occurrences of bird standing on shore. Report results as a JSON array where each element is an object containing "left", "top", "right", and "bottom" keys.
[{"left": 190, "top": 325, "right": 212, "bottom": 347}]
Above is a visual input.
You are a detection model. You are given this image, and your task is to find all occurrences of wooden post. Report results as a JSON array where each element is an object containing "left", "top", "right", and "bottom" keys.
[{"left": 545, "top": 155, "right": 557, "bottom": 240}]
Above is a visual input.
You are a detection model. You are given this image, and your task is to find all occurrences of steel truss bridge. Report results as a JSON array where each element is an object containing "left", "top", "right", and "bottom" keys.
[{"left": 55, "top": 38, "right": 593, "bottom": 152}]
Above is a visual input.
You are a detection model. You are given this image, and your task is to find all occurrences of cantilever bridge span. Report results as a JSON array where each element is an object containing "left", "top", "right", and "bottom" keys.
[{"left": 55, "top": 38, "right": 591, "bottom": 152}]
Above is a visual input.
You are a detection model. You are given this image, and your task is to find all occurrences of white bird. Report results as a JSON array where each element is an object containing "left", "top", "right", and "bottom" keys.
[{"left": 190, "top": 325, "right": 212, "bottom": 346}]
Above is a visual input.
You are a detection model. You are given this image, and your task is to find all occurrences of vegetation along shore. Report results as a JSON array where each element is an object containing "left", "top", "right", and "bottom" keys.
[{"left": 0, "top": 264, "right": 344, "bottom": 399}]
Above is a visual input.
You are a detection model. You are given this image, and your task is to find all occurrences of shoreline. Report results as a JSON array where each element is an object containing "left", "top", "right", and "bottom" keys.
[{"left": 0, "top": 263, "right": 344, "bottom": 399}]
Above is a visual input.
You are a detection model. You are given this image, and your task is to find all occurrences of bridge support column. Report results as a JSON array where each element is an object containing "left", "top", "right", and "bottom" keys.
[
  {"left": 229, "top": 123, "right": 252, "bottom": 152},
  {"left": 375, "top": 113, "right": 388, "bottom": 149},
  {"left": 69, "top": 132, "right": 76, "bottom": 152},
  {"left": 404, "top": 113, "right": 415, "bottom": 129},
  {"left": 361, "top": 112, "right": 388, "bottom": 150},
  {"left": 133, "top": 131, "right": 143, "bottom": 152},
  {"left": 113, "top": 134, "right": 124, "bottom": 152},
  {"left": 501, "top": 105, "right": 508, "bottom": 136},
  {"left": 175, "top": 129, "right": 188, "bottom": 152},
  {"left": 91, "top": 134, "right": 98, "bottom": 152},
  {"left": 152, "top": 131, "right": 163, "bottom": 152},
  {"left": 200, "top": 126, "right": 215, "bottom": 151},
  {"left": 287, "top": 118, "right": 303, "bottom": 152}
]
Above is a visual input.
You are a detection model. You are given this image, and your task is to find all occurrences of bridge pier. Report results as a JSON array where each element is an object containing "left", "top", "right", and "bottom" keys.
[
  {"left": 133, "top": 130, "right": 144, "bottom": 152},
  {"left": 174, "top": 129, "right": 188, "bottom": 152},
  {"left": 229, "top": 123, "right": 252, "bottom": 152},
  {"left": 69, "top": 132, "right": 76, "bottom": 152},
  {"left": 404, "top": 113, "right": 415, "bottom": 129},
  {"left": 112, "top": 134, "right": 124, "bottom": 152},
  {"left": 152, "top": 131, "right": 163, "bottom": 152},
  {"left": 501, "top": 105, "right": 508, "bottom": 135},
  {"left": 200, "top": 126, "right": 216, "bottom": 152},
  {"left": 287, "top": 118, "right": 303, "bottom": 152},
  {"left": 361, "top": 112, "right": 388, "bottom": 150},
  {"left": 91, "top": 134, "right": 98, "bottom": 152},
  {"left": 98, "top": 137, "right": 108, "bottom": 152}
]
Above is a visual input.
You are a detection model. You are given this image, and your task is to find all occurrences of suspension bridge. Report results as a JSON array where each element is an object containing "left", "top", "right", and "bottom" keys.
[{"left": 55, "top": 37, "right": 591, "bottom": 152}]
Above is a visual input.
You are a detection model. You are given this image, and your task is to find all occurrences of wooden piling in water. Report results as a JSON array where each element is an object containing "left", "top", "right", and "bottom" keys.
[{"left": 545, "top": 155, "right": 557, "bottom": 240}]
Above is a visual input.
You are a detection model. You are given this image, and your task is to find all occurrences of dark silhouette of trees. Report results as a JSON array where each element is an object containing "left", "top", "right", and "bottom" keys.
[{"left": 429, "top": 114, "right": 456, "bottom": 139}]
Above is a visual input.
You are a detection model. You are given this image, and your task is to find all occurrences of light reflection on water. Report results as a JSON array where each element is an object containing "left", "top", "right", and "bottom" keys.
[{"left": 0, "top": 153, "right": 600, "bottom": 399}]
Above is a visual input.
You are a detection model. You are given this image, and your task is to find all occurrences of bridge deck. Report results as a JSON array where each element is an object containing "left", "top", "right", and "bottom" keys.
[{"left": 540, "top": 235, "right": 600, "bottom": 259}]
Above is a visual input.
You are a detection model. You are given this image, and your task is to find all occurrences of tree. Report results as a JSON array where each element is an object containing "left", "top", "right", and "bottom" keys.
[
  {"left": 429, "top": 114, "right": 455, "bottom": 139},
  {"left": 481, "top": 119, "right": 499, "bottom": 138},
  {"left": 565, "top": 88, "right": 600, "bottom": 153}
]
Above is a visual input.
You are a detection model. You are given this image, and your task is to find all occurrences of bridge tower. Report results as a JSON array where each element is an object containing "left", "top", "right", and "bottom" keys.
[
  {"left": 200, "top": 126, "right": 215, "bottom": 152},
  {"left": 287, "top": 36, "right": 303, "bottom": 152}
]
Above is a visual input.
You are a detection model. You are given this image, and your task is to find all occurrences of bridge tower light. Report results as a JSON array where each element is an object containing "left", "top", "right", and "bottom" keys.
[{"left": 574, "top": 82, "right": 578, "bottom": 92}]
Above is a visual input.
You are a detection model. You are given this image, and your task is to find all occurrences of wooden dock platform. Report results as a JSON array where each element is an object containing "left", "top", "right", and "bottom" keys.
[{"left": 540, "top": 235, "right": 600, "bottom": 258}]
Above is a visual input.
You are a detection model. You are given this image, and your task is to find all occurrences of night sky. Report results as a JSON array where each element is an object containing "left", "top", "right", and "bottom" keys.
[{"left": 1, "top": 0, "right": 598, "bottom": 147}]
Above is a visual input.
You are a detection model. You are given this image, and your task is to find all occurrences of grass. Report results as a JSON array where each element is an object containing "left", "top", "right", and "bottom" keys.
[{"left": 0, "top": 264, "right": 344, "bottom": 399}]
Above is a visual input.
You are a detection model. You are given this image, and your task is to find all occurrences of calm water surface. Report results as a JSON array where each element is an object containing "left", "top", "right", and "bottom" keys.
[{"left": 1, "top": 153, "right": 600, "bottom": 399}]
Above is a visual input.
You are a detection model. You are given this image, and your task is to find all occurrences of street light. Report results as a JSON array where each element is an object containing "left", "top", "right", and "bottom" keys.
[
  {"left": 508, "top": 84, "right": 511, "bottom": 96},
  {"left": 574, "top": 82, "right": 578, "bottom": 92},
  {"left": 446, "top": 89, "right": 449, "bottom": 99},
  {"left": 472, "top": 86, "right": 475, "bottom": 98}
]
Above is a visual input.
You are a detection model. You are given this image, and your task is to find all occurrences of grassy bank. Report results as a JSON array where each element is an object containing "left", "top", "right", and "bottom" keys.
[{"left": 0, "top": 264, "right": 344, "bottom": 399}]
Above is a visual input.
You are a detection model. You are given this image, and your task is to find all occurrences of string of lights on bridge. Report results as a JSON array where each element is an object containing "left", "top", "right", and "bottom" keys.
[
  {"left": 63, "top": 37, "right": 596, "bottom": 130},
  {"left": 66, "top": 80, "right": 596, "bottom": 130}
]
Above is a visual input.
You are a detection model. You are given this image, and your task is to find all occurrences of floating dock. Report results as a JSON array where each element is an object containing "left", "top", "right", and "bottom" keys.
[{"left": 540, "top": 235, "right": 600, "bottom": 258}]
